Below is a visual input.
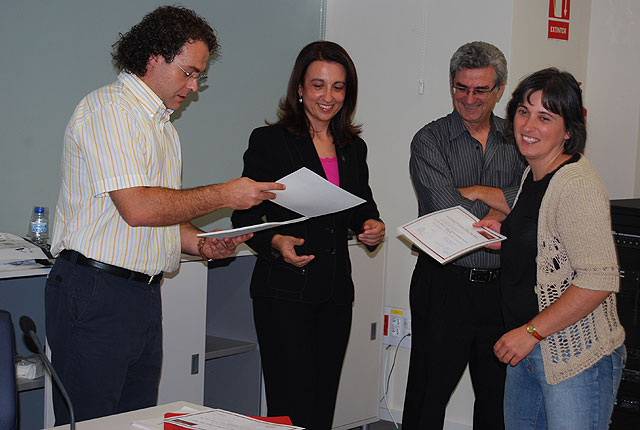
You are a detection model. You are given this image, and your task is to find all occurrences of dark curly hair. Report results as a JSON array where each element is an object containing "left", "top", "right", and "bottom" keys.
[
  {"left": 111, "top": 5, "right": 219, "bottom": 76},
  {"left": 275, "top": 41, "right": 361, "bottom": 147},
  {"left": 506, "top": 67, "right": 586, "bottom": 155}
]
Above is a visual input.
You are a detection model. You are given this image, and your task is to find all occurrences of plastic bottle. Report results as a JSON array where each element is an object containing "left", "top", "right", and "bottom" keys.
[{"left": 28, "top": 206, "right": 49, "bottom": 247}]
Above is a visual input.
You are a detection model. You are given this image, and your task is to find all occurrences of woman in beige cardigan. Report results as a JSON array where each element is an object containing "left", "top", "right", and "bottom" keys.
[{"left": 477, "top": 68, "right": 625, "bottom": 430}]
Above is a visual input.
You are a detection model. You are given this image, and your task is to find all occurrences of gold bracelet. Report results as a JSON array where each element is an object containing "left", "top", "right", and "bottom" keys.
[{"left": 197, "top": 236, "right": 208, "bottom": 261}]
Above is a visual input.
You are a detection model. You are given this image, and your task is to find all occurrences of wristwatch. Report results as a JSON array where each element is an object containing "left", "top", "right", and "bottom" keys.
[{"left": 526, "top": 321, "right": 545, "bottom": 341}]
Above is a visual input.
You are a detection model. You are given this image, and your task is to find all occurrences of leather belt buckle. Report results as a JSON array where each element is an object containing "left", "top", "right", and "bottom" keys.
[{"left": 469, "top": 268, "right": 492, "bottom": 282}]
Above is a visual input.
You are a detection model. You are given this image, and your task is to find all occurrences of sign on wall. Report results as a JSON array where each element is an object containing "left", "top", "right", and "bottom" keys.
[{"left": 548, "top": 0, "right": 570, "bottom": 41}]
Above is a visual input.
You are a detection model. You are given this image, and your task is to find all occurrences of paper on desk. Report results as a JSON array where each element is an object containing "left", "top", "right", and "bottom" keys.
[
  {"left": 163, "top": 409, "right": 303, "bottom": 430},
  {"left": 272, "top": 167, "right": 365, "bottom": 217},
  {"left": 198, "top": 167, "right": 365, "bottom": 239},
  {"left": 397, "top": 206, "right": 506, "bottom": 265},
  {"left": 0, "top": 232, "right": 48, "bottom": 263},
  {"left": 131, "top": 406, "right": 201, "bottom": 430},
  {"left": 198, "top": 217, "right": 308, "bottom": 239}
]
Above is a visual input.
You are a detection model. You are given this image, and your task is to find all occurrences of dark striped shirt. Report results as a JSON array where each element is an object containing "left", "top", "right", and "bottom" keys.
[{"left": 409, "top": 110, "right": 526, "bottom": 268}]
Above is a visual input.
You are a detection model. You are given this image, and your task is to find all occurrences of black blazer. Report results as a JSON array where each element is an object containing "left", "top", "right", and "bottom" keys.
[{"left": 231, "top": 124, "right": 381, "bottom": 305}]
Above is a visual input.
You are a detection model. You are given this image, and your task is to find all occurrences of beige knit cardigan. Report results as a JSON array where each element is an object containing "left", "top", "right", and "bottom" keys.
[{"left": 513, "top": 155, "right": 625, "bottom": 385}]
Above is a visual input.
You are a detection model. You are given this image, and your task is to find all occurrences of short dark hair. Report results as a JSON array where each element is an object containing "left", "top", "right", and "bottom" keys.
[
  {"left": 111, "top": 5, "right": 219, "bottom": 76},
  {"left": 449, "top": 41, "right": 507, "bottom": 88},
  {"left": 506, "top": 67, "right": 586, "bottom": 155},
  {"left": 276, "top": 41, "right": 361, "bottom": 146}
]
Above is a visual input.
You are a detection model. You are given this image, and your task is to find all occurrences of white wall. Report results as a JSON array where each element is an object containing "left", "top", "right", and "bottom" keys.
[
  {"left": 584, "top": 0, "right": 640, "bottom": 198},
  {"left": 510, "top": 1, "right": 591, "bottom": 88},
  {"left": 327, "top": 0, "right": 639, "bottom": 428},
  {"left": 326, "top": 0, "right": 513, "bottom": 426}
]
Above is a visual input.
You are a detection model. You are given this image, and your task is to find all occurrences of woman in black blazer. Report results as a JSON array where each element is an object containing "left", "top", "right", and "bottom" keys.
[{"left": 231, "top": 41, "right": 384, "bottom": 429}]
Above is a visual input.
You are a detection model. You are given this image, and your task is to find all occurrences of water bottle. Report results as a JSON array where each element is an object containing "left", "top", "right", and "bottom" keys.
[{"left": 28, "top": 206, "right": 49, "bottom": 247}]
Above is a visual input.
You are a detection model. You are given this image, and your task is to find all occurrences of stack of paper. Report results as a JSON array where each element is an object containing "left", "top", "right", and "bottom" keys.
[
  {"left": 0, "top": 232, "right": 52, "bottom": 278},
  {"left": 132, "top": 407, "right": 303, "bottom": 430}
]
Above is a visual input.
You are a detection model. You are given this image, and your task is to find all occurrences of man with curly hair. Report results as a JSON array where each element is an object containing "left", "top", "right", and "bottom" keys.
[{"left": 45, "top": 6, "right": 283, "bottom": 423}]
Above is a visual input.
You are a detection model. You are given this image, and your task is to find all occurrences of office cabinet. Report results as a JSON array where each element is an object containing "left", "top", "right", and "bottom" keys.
[
  {"left": 333, "top": 241, "right": 385, "bottom": 429},
  {"left": 158, "top": 257, "right": 208, "bottom": 405}
]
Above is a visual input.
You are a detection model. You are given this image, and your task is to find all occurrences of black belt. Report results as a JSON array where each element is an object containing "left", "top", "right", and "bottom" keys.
[
  {"left": 449, "top": 265, "right": 501, "bottom": 282},
  {"left": 59, "top": 250, "right": 163, "bottom": 284}
]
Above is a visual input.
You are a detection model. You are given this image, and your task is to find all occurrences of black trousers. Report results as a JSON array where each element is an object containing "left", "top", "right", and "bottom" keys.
[
  {"left": 402, "top": 254, "right": 506, "bottom": 430},
  {"left": 252, "top": 297, "right": 352, "bottom": 430},
  {"left": 44, "top": 256, "right": 162, "bottom": 424}
]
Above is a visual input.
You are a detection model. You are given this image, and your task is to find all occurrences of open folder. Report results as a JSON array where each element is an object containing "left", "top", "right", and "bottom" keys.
[{"left": 198, "top": 167, "right": 365, "bottom": 239}]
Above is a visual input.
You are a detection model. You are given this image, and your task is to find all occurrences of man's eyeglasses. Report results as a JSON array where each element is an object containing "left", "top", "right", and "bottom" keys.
[
  {"left": 452, "top": 83, "right": 497, "bottom": 98},
  {"left": 175, "top": 63, "right": 207, "bottom": 84}
]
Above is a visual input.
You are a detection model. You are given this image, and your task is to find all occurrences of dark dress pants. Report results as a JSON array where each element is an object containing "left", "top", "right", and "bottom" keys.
[
  {"left": 252, "top": 297, "right": 352, "bottom": 430},
  {"left": 402, "top": 254, "right": 506, "bottom": 430},
  {"left": 44, "top": 257, "right": 163, "bottom": 424}
]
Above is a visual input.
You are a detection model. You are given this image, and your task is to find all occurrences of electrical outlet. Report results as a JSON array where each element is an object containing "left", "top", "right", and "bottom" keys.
[{"left": 383, "top": 306, "right": 411, "bottom": 349}]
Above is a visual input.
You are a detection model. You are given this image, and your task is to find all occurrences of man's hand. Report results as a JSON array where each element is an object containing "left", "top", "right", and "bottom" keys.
[
  {"left": 221, "top": 178, "right": 285, "bottom": 210},
  {"left": 201, "top": 234, "right": 252, "bottom": 260},
  {"left": 271, "top": 234, "right": 315, "bottom": 267},
  {"left": 357, "top": 219, "right": 385, "bottom": 246}
]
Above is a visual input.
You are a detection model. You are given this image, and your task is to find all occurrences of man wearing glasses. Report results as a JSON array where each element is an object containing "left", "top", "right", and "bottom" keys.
[
  {"left": 46, "top": 6, "right": 283, "bottom": 424},
  {"left": 403, "top": 41, "right": 525, "bottom": 429}
]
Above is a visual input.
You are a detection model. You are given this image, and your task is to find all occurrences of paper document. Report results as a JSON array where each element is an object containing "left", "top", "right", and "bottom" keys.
[
  {"left": 163, "top": 409, "right": 303, "bottom": 430},
  {"left": 198, "top": 167, "right": 365, "bottom": 239},
  {"left": 131, "top": 406, "right": 201, "bottom": 430},
  {"left": 398, "top": 206, "right": 506, "bottom": 264},
  {"left": 271, "top": 167, "right": 365, "bottom": 217},
  {"left": 198, "top": 217, "right": 308, "bottom": 239},
  {"left": 0, "top": 232, "right": 48, "bottom": 263}
]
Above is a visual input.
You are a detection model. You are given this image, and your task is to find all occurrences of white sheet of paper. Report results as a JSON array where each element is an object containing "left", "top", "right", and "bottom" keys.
[
  {"left": 397, "top": 206, "right": 506, "bottom": 264},
  {"left": 272, "top": 167, "right": 365, "bottom": 217},
  {"left": 163, "top": 409, "right": 303, "bottom": 430},
  {"left": 197, "top": 217, "right": 308, "bottom": 239}
]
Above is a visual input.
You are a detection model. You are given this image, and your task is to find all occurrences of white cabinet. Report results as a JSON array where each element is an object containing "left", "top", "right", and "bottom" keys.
[
  {"left": 158, "top": 257, "right": 208, "bottom": 405},
  {"left": 332, "top": 241, "right": 385, "bottom": 429}
]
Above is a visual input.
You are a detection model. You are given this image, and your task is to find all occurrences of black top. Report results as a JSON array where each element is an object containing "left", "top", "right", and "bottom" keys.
[
  {"left": 501, "top": 154, "right": 580, "bottom": 330},
  {"left": 231, "top": 124, "right": 381, "bottom": 305}
]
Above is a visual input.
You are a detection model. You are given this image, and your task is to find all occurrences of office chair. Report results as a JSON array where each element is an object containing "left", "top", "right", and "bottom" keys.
[{"left": 0, "top": 309, "right": 18, "bottom": 430}]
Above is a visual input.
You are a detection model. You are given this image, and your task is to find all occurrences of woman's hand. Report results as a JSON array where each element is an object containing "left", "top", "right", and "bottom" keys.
[
  {"left": 358, "top": 219, "right": 385, "bottom": 246},
  {"left": 493, "top": 325, "right": 539, "bottom": 366},
  {"left": 473, "top": 218, "right": 503, "bottom": 250},
  {"left": 271, "top": 234, "right": 315, "bottom": 267}
]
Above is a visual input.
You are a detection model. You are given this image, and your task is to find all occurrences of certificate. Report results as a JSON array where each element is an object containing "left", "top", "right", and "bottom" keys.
[{"left": 397, "top": 206, "right": 506, "bottom": 264}]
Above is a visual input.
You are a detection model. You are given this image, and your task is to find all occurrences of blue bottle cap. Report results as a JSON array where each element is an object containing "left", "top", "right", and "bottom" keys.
[{"left": 35, "top": 207, "right": 45, "bottom": 213}]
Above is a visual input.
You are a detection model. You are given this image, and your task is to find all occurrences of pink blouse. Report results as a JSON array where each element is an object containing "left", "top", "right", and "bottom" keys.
[{"left": 320, "top": 156, "right": 340, "bottom": 186}]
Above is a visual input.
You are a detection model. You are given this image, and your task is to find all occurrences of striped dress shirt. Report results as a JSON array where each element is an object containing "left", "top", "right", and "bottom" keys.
[
  {"left": 410, "top": 109, "right": 526, "bottom": 269},
  {"left": 51, "top": 72, "right": 182, "bottom": 275}
]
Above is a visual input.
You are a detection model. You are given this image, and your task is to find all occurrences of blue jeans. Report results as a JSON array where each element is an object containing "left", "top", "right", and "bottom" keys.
[{"left": 504, "top": 343, "right": 626, "bottom": 430}]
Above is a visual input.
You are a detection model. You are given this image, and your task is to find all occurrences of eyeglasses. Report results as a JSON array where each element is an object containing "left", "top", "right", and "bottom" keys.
[
  {"left": 175, "top": 63, "right": 207, "bottom": 84},
  {"left": 452, "top": 83, "right": 497, "bottom": 98}
]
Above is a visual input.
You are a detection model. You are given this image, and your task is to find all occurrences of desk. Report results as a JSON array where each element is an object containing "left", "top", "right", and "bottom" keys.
[{"left": 48, "top": 401, "right": 211, "bottom": 429}]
